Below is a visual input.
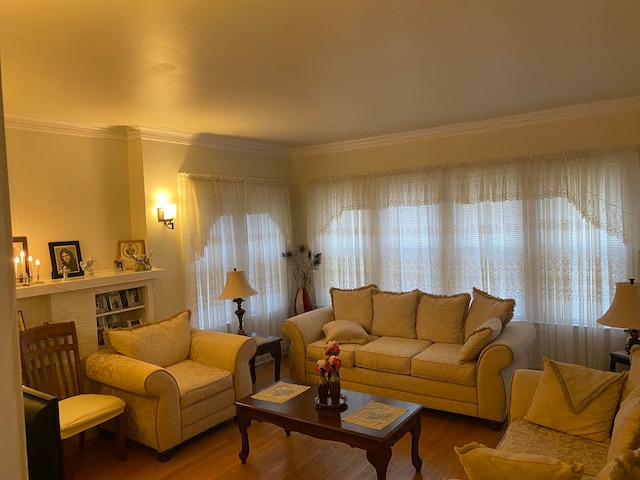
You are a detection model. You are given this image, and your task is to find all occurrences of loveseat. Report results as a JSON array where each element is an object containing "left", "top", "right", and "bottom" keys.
[
  {"left": 282, "top": 285, "right": 535, "bottom": 425},
  {"left": 454, "top": 348, "right": 640, "bottom": 479},
  {"left": 84, "top": 310, "right": 257, "bottom": 459}
]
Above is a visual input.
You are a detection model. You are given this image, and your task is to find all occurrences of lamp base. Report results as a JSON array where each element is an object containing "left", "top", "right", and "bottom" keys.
[
  {"left": 625, "top": 329, "right": 640, "bottom": 354},
  {"left": 237, "top": 328, "right": 246, "bottom": 336}
]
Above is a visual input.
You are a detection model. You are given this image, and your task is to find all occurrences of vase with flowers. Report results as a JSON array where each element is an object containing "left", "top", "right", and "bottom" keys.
[
  {"left": 282, "top": 245, "right": 322, "bottom": 314},
  {"left": 315, "top": 359, "right": 329, "bottom": 404},
  {"left": 324, "top": 341, "right": 342, "bottom": 405}
]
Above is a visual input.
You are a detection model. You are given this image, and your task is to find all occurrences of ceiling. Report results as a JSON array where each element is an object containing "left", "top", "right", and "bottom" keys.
[{"left": 0, "top": 1, "right": 639, "bottom": 148}]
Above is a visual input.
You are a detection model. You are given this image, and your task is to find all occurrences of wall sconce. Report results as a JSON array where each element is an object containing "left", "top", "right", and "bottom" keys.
[{"left": 157, "top": 204, "right": 177, "bottom": 230}]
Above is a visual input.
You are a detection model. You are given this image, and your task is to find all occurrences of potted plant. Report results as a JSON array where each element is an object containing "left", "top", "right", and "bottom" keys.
[{"left": 282, "top": 245, "right": 322, "bottom": 314}]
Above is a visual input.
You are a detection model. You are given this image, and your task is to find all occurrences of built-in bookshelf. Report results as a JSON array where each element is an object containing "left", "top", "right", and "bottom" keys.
[{"left": 95, "top": 287, "right": 147, "bottom": 347}]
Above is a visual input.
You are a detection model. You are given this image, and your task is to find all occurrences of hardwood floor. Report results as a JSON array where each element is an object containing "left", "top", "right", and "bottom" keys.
[{"left": 72, "top": 356, "right": 504, "bottom": 480}]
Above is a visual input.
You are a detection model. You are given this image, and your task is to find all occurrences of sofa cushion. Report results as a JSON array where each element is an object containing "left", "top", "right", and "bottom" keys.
[
  {"left": 525, "top": 357, "right": 628, "bottom": 442},
  {"left": 498, "top": 418, "right": 610, "bottom": 478},
  {"left": 355, "top": 337, "right": 430, "bottom": 374},
  {"left": 322, "top": 320, "right": 371, "bottom": 345},
  {"left": 330, "top": 284, "right": 378, "bottom": 331},
  {"left": 464, "top": 288, "right": 515, "bottom": 340},
  {"left": 165, "top": 359, "right": 233, "bottom": 409},
  {"left": 595, "top": 448, "right": 640, "bottom": 480},
  {"left": 415, "top": 291, "right": 469, "bottom": 344},
  {"left": 307, "top": 339, "right": 360, "bottom": 368},
  {"left": 411, "top": 343, "right": 477, "bottom": 386},
  {"left": 455, "top": 441, "right": 584, "bottom": 480},
  {"left": 370, "top": 290, "right": 419, "bottom": 338},
  {"left": 608, "top": 386, "right": 640, "bottom": 462},
  {"left": 105, "top": 310, "right": 192, "bottom": 367},
  {"left": 458, "top": 317, "right": 502, "bottom": 363}
]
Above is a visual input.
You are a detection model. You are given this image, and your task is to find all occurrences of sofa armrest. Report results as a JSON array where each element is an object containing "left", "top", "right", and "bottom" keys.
[
  {"left": 189, "top": 330, "right": 257, "bottom": 400},
  {"left": 281, "top": 306, "right": 334, "bottom": 382},
  {"left": 475, "top": 321, "right": 536, "bottom": 422},
  {"left": 509, "top": 369, "right": 543, "bottom": 422}
]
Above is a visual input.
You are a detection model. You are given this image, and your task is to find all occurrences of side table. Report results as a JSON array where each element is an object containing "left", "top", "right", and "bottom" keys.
[
  {"left": 248, "top": 332, "right": 282, "bottom": 383},
  {"left": 609, "top": 350, "right": 630, "bottom": 372}
]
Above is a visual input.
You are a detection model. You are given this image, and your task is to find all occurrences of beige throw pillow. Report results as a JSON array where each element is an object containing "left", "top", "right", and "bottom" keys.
[
  {"left": 455, "top": 442, "right": 584, "bottom": 480},
  {"left": 464, "top": 288, "right": 515, "bottom": 340},
  {"left": 370, "top": 290, "right": 419, "bottom": 338},
  {"left": 322, "top": 320, "right": 371, "bottom": 345},
  {"left": 458, "top": 317, "right": 502, "bottom": 363},
  {"left": 330, "top": 284, "right": 378, "bottom": 331},
  {"left": 595, "top": 448, "right": 640, "bottom": 480},
  {"left": 525, "top": 357, "right": 628, "bottom": 442},
  {"left": 106, "top": 310, "right": 192, "bottom": 367},
  {"left": 608, "top": 386, "right": 640, "bottom": 462},
  {"left": 415, "top": 292, "right": 470, "bottom": 344}
]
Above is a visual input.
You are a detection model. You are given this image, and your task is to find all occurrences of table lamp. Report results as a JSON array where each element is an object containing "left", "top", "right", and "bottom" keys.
[
  {"left": 597, "top": 279, "right": 640, "bottom": 353},
  {"left": 218, "top": 269, "right": 258, "bottom": 335}
]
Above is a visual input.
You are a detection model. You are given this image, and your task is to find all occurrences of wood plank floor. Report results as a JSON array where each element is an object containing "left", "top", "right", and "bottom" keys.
[{"left": 72, "top": 356, "right": 504, "bottom": 480}]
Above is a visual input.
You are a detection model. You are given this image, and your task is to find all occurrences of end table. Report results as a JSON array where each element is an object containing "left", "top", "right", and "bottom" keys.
[
  {"left": 609, "top": 350, "right": 630, "bottom": 372},
  {"left": 248, "top": 332, "right": 282, "bottom": 383}
]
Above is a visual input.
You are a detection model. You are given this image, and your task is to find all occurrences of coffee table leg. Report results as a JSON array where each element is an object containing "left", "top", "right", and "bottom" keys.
[
  {"left": 273, "top": 341, "right": 281, "bottom": 382},
  {"left": 236, "top": 409, "right": 251, "bottom": 463},
  {"left": 366, "top": 448, "right": 392, "bottom": 480},
  {"left": 410, "top": 415, "right": 422, "bottom": 472}
]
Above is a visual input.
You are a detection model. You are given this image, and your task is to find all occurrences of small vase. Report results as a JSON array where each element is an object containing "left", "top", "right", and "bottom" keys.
[
  {"left": 329, "top": 367, "right": 341, "bottom": 405},
  {"left": 317, "top": 370, "right": 329, "bottom": 404},
  {"left": 293, "top": 287, "right": 313, "bottom": 315}
]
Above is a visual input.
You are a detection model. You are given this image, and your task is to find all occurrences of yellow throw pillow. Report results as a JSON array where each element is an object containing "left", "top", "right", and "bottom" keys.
[
  {"left": 370, "top": 290, "right": 420, "bottom": 338},
  {"left": 330, "top": 284, "right": 378, "bottom": 331},
  {"left": 464, "top": 288, "right": 515, "bottom": 340},
  {"left": 458, "top": 317, "right": 502, "bottom": 363},
  {"left": 322, "top": 320, "right": 371, "bottom": 345},
  {"left": 595, "top": 448, "right": 640, "bottom": 480},
  {"left": 525, "top": 357, "right": 628, "bottom": 442},
  {"left": 608, "top": 386, "right": 640, "bottom": 462},
  {"left": 415, "top": 291, "right": 470, "bottom": 344},
  {"left": 455, "top": 442, "right": 584, "bottom": 480}
]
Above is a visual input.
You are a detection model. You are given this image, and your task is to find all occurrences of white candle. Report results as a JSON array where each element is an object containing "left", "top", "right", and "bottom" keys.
[
  {"left": 28, "top": 256, "right": 33, "bottom": 281},
  {"left": 20, "top": 250, "right": 25, "bottom": 278},
  {"left": 35, "top": 259, "right": 40, "bottom": 282},
  {"left": 14, "top": 257, "right": 19, "bottom": 283}
]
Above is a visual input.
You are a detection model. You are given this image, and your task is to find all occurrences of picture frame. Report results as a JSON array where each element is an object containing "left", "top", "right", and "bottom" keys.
[
  {"left": 12, "top": 236, "right": 30, "bottom": 280},
  {"left": 127, "top": 318, "right": 142, "bottom": 328},
  {"left": 117, "top": 240, "right": 145, "bottom": 271},
  {"left": 105, "top": 314, "right": 121, "bottom": 329},
  {"left": 108, "top": 291, "right": 123, "bottom": 311},
  {"left": 125, "top": 288, "right": 142, "bottom": 307},
  {"left": 113, "top": 259, "right": 125, "bottom": 273},
  {"left": 48, "top": 240, "right": 84, "bottom": 279},
  {"left": 17, "top": 310, "right": 26, "bottom": 332},
  {"left": 95, "top": 295, "right": 105, "bottom": 314},
  {"left": 97, "top": 328, "right": 105, "bottom": 347}
]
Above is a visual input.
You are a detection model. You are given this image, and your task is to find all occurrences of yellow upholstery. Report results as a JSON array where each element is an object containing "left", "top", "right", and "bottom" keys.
[{"left": 85, "top": 310, "right": 257, "bottom": 456}]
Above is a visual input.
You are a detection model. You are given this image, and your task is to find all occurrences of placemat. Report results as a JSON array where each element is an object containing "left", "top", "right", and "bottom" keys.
[
  {"left": 250, "top": 381, "right": 310, "bottom": 404},
  {"left": 343, "top": 400, "right": 408, "bottom": 430}
]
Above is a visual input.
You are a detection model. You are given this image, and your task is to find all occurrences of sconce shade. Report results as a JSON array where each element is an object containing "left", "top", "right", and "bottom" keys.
[
  {"left": 158, "top": 204, "right": 177, "bottom": 230},
  {"left": 218, "top": 269, "right": 258, "bottom": 300},
  {"left": 597, "top": 282, "right": 640, "bottom": 329}
]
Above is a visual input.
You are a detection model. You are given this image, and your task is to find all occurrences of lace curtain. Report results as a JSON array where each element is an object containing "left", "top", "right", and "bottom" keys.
[
  {"left": 179, "top": 173, "right": 291, "bottom": 335},
  {"left": 308, "top": 147, "right": 640, "bottom": 369}
]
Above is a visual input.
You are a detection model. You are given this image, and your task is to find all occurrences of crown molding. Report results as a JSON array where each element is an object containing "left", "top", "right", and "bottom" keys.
[
  {"left": 292, "top": 96, "right": 640, "bottom": 158},
  {"left": 3, "top": 113, "right": 128, "bottom": 140}
]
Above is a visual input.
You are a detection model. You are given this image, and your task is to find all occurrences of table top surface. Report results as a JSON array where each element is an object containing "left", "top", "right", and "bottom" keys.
[
  {"left": 248, "top": 332, "right": 282, "bottom": 345},
  {"left": 236, "top": 378, "right": 422, "bottom": 440}
]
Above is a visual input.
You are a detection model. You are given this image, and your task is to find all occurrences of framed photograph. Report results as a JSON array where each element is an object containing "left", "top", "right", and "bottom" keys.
[
  {"left": 127, "top": 318, "right": 142, "bottom": 328},
  {"left": 125, "top": 288, "right": 142, "bottom": 307},
  {"left": 12, "top": 236, "right": 30, "bottom": 280},
  {"left": 95, "top": 295, "right": 105, "bottom": 314},
  {"left": 105, "top": 314, "right": 121, "bottom": 329},
  {"left": 48, "top": 240, "right": 84, "bottom": 279},
  {"left": 113, "top": 259, "right": 125, "bottom": 273},
  {"left": 17, "top": 310, "right": 26, "bottom": 332},
  {"left": 117, "top": 240, "right": 145, "bottom": 271},
  {"left": 108, "top": 291, "right": 123, "bottom": 311},
  {"left": 96, "top": 317, "right": 107, "bottom": 329},
  {"left": 97, "top": 328, "right": 105, "bottom": 347}
]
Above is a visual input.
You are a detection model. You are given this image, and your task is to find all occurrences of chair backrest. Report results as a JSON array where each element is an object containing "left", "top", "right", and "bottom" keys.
[{"left": 19, "top": 322, "right": 84, "bottom": 400}]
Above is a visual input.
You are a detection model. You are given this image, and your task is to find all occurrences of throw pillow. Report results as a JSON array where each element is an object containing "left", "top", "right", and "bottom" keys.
[
  {"left": 106, "top": 310, "right": 192, "bottom": 367},
  {"left": 458, "top": 316, "right": 502, "bottom": 363},
  {"left": 525, "top": 357, "right": 628, "bottom": 442},
  {"left": 330, "top": 284, "right": 378, "bottom": 331},
  {"left": 608, "top": 386, "right": 640, "bottom": 462},
  {"left": 322, "top": 320, "right": 371, "bottom": 345},
  {"left": 370, "top": 290, "right": 420, "bottom": 338},
  {"left": 415, "top": 291, "right": 470, "bottom": 344},
  {"left": 464, "top": 288, "right": 515, "bottom": 340},
  {"left": 595, "top": 448, "right": 640, "bottom": 480},
  {"left": 455, "top": 442, "right": 584, "bottom": 480}
]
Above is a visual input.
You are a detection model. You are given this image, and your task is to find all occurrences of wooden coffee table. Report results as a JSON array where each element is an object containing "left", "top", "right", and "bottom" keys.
[{"left": 235, "top": 379, "right": 422, "bottom": 480}]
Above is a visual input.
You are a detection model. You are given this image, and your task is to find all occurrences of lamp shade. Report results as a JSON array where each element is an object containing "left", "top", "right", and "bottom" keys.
[
  {"left": 597, "top": 282, "right": 640, "bottom": 329},
  {"left": 218, "top": 269, "right": 258, "bottom": 300}
]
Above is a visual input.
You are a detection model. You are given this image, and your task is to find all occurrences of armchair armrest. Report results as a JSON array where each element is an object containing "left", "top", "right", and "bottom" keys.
[
  {"left": 281, "top": 307, "right": 334, "bottom": 382},
  {"left": 189, "top": 330, "right": 257, "bottom": 400},
  {"left": 508, "top": 369, "right": 543, "bottom": 422}
]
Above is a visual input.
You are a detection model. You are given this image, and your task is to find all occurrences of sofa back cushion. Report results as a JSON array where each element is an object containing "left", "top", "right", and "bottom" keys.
[
  {"left": 464, "top": 288, "right": 515, "bottom": 340},
  {"left": 416, "top": 292, "right": 470, "bottom": 344},
  {"left": 330, "top": 284, "right": 378, "bottom": 331},
  {"left": 370, "top": 290, "right": 419, "bottom": 338},
  {"left": 106, "top": 310, "right": 192, "bottom": 367}
]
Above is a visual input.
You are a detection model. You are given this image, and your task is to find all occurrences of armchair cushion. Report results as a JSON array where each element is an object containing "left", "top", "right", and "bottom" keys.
[
  {"left": 105, "top": 310, "right": 192, "bottom": 367},
  {"left": 164, "top": 359, "right": 233, "bottom": 409},
  {"left": 330, "top": 284, "right": 378, "bottom": 331},
  {"left": 455, "top": 441, "right": 584, "bottom": 480},
  {"left": 595, "top": 448, "right": 640, "bottom": 480}
]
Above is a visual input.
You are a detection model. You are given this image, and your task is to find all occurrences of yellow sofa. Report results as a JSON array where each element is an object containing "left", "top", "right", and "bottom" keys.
[
  {"left": 282, "top": 285, "right": 535, "bottom": 425},
  {"left": 84, "top": 310, "right": 257, "bottom": 460}
]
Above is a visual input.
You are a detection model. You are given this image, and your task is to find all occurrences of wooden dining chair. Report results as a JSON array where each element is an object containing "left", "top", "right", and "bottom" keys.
[{"left": 19, "top": 321, "right": 127, "bottom": 479}]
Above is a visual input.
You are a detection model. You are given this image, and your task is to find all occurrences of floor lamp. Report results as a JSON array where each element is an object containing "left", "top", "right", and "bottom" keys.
[
  {"left": 597, "top": 280, "right": 640, "bottom": 353},
  {"left": 219, "top": 269, "right": 258, "bottom": 335}
]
